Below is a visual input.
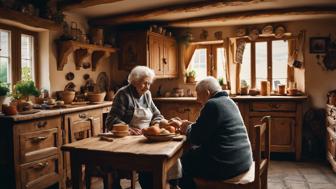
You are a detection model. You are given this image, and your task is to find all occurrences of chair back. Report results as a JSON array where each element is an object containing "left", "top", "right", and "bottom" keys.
[
  {"left": 254, "top": 116, "right": 271, "bottom": 189},
  {"left": 69, "top": 118, "right": 92, "bottom": 142}
]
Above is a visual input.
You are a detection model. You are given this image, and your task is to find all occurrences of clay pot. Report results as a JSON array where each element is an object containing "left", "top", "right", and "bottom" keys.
[
  {"left": 240, "top": 87, "right": 249, "bottom": 95},
  {"left": 3, "top": 105, "right": 17, "bottom": 116},
  {"left": 62, "top": 91, "right": 76, "bottom": 104},
  {"left": 186, "top": 76, "right": 195, "bottom": 83},
  {"left": 87, "top": 92, "right": 106, "bottom": 103}
]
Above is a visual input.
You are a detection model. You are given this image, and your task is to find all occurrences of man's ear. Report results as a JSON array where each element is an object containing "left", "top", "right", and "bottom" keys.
[{"left": 206, "top": 90, "right": 211, "bottom": 97}]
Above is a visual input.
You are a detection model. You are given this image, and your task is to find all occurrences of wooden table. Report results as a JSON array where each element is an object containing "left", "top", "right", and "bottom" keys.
[{"left": 61, "top": 135, "right": 185, "bottom": 189}]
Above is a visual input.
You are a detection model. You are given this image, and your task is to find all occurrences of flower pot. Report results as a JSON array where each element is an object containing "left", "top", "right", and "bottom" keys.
[
  {"left": 186, "top": 76, "right": 195, "bottom": 83},
  {"left": 240, "top": 87, "right": 249, "bottom": 95},
  {"left": 0, "top": 96, "right": 6, "bottom": 113},
  {"left": 62, "top": 91, "right": 76, "bottom": 104}
]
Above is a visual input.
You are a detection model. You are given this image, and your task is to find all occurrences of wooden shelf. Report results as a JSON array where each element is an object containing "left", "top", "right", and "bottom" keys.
[
  {"left": 57, "top": 40, "right": 117, "bottom": 71},
  {"left": 0, "top": 7, "right": 60, "bottom": 31}
]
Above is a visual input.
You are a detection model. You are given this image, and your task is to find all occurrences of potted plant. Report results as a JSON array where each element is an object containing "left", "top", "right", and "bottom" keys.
[
  {"left": 218, "top": 77, "right": 228, "bottom": 90},
  {"left": 185, "top": 70, "right": 196, "bottom": 83},
  {"left": 0, "top": 82, "right": 10, "bottom": 113},
  {"left": 240, "top": 80, "right": 249, "bottom": 95},
  {"left": 11, "top": 81, "right": 40, "bottom": 112}
]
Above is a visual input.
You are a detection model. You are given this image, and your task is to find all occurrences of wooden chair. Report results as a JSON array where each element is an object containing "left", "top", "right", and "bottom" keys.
[
  {"left": 194, "top": 116, "right": 271, "bottom": 189},
  {"left": 69, "top": 119, "right": 137, "bottom": 189}
]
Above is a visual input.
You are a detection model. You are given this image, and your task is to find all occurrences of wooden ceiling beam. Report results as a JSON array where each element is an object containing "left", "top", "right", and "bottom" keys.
[
  {"left": 90, "top": 0, "right": 273, "bottom": 26},
  {"left": 60, "top": 0, "right": 125, "bottom": 11},
  {"left": 168, "top": 7, "right": 336, "bottom": 27}
]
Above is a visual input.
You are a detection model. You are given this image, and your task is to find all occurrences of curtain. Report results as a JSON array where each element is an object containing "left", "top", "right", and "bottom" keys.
[
  {"left": 184, "top": 44, "right": 198, "bottom": 69},
  {"left": 234, "top": 39, "right": 246, "bottom": 64},
  {"left": 288, "top": 30, "right": 305, "bottom": 69}
]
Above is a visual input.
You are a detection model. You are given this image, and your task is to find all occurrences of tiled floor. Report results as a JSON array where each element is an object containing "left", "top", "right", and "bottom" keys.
[{"left": 91, "top": 160, "right": 336, "bottom": 189}]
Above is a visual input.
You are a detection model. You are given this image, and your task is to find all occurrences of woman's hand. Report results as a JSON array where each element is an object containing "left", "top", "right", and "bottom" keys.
[{"left": 129, "top": 127, "right": 143, "bottom": 135}]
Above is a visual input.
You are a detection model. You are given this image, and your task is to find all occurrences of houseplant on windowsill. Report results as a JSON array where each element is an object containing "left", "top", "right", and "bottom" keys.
[
  {"left": 12, "top": 80, "right": 40, "bottom": 112},
  {"left": 240, "top": 80, "right": 249, "bottom": 95},
  {"left": 0, "top": 82, "right": 10, "bottom": 113},
  {"left": 185, "top": 70, "right": 196, "bottom": 83}
]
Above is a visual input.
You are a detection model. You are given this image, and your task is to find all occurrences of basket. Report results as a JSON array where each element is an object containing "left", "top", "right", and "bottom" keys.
[{"left": 87, "top": 92, "right": 106, "bottom": 102}]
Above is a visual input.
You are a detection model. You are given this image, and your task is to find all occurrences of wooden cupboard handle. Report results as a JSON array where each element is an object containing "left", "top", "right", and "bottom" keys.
[
  {"left": 35, "top": 121, "right": 47, "bottom": 128},
  {"left": 33, "top": 162, "right": 49, "bottom": 169},
  {"left": 79, "top": 113, "right": 87, "bottom": 119},
  {"left": 30, "top": 136, "right": 48, "bottom": 143}
]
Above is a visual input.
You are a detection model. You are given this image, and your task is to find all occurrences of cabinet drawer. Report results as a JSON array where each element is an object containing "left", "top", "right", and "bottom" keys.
[
  {"left": 20, "top": 155, "right": 60, "bottom": 189},
  {"left": 16, "top": 117, "right": 61, "bottom": 134},
  {"left": 19, "top": 128, "right": 59, "bottom": 163},
  {"left": 327, "top": 127, "right": 336, "bottom": 159},
  {"left": 251, "top": 102, "right": 296, "bottom": 112}
]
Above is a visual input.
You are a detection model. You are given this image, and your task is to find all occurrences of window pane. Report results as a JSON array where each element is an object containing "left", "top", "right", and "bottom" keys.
[
  {"left": 255, "top": 42, "right": 267, "bottom": 89},
  {"left": 241, "top": 43, "right": 251, "bottom": 87},
  {"left": 187, "top": 48, "right": 207, "bottom": 81},
  {"left": 272, "top": 40, "right": 288, "bottom": 90},
  {"left": 0, "top": 29, "right": 10, "bottom": 83},
  {"left": 21, "top": 34, "right": 34, "bottom": 81},
  {"left": 216, "top": 47, "right": 226, "bottom": 81}
]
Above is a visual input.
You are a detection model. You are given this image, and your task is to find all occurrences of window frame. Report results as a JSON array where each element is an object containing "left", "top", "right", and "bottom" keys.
[
  {"left": 188, "top": 43, "right": 226, "bottom": 80},
  {"left": 237, "top": 36, "right": 295, "bottom": 90},
  {"left": 0, "top": 23, "right": 38, "bottom": 85}
]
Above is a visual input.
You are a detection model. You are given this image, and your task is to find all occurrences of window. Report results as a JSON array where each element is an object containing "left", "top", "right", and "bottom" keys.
[
  {"left": 187, "top": 44, "right": 226, "bottom": 81},
  {"left": 0, "top": 29, "right": 11, "bottom": 83},
  {"left": 240, "top": 38, "right": 289, "bottom": 90},
  {"left": 0, "top": 24, "right": 37, "bottom": 85}
]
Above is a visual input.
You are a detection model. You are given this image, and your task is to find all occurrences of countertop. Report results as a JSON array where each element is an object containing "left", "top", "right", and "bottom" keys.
[
  {"left": 0, "top": 101, "right": 112, "bottom": 122},
  {"left": 153, "top": 95, "right": 308, "bottom": 102}
]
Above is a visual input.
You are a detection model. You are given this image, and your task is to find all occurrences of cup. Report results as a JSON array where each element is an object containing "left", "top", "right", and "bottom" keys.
[{"left": 278, "top": 85, "right": 286, "bottom": 95}]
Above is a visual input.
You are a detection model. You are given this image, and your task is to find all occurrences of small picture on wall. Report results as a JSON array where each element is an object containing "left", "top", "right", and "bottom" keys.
[{"left": 310, "top": 37, "right": 329, "bottom": 53}]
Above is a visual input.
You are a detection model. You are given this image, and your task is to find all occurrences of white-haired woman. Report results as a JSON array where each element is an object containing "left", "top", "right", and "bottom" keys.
[
  {"left": 179, "top": 76, "right": 252, "bottom": 189},
  {"left": 106, "top": 65, "right": 181, "bottom": 189}
]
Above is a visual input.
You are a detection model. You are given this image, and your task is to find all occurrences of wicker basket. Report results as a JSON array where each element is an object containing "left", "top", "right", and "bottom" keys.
[{"left": 87, "top": 92, "right": 106, "bottom": 103}]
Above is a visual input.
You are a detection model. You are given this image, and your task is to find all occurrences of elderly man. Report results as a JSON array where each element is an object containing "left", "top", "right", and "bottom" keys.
[{"left": 179, "top": 76, "right": 253, "bottom": 189}]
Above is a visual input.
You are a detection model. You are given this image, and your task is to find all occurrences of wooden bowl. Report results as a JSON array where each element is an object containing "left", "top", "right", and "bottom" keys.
[
  {"left": 112, "top": 123, "right": 129, "bottom": 132},
  {"left": 87, "top": 92, "right": 106, "bottom": 103},
  {"left": 62, "top": 91, "right": 75, "bottom": 104}
]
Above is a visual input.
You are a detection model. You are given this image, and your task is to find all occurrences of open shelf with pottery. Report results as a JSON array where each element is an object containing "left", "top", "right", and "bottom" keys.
[
  {"left": 0, "top": 7, "right": 60, "bottom": 31},
  {"left": 57, "top": 40, "right": 118, "bottom": 71}
]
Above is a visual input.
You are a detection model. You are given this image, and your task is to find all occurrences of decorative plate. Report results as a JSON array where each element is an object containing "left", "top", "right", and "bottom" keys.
[
  {"left": 65, "top": 72, "right": 74, "bottom": 81},
  {"left": 275, "top": 26, "right": 286, "bottom": 38},
  {"left": 143, "top": 133, "right": 175, "bottom": 142},
  {"left": 64, "top": 82, "right": 76, "bottom": 91},
  {"left": 262, "top": 25, "right": 273, "bottom": 35},
  {"left": 83, "top": 74, "right": 90, "bottom": 80},
  {"left": 96, "top": 72, "right": 109, "bottom": 92}
]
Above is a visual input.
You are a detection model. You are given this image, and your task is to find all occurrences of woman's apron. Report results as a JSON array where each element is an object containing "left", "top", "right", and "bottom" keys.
[{"left": 129, "top": 91, "right": 182, "bottom": 179}]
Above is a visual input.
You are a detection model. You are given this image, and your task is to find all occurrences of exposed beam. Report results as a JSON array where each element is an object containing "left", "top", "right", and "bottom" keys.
[
  {"left": 60, "top": 0, "right": 125, "bottom": 11},
  {"left": 90, "top": 0, "right": 273, "bottom": 26},
  {"left": 168, "top": 7, "right": 336, "bottom": 27}
]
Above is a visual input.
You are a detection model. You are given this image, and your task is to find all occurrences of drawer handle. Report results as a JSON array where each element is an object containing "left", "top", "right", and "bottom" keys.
[
  {"left": 79, "top": 113, "right": 87, "bottom": 119},
  {"left": 270, "top": 104, "right": 280, "bottom": 109},
  {"left": 30, "top": 136, "right": 48, "bottom": 143},
  {"left": 33, "top": 162, "right": 49, "bottom": 170},
  {"left": 35, "top": 121, "right": 47, "bottom": 128}
]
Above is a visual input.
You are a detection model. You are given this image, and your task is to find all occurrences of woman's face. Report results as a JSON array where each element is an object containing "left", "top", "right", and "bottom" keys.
[{"left": 133, "top": 77, "right": 153, "bottom": 95}]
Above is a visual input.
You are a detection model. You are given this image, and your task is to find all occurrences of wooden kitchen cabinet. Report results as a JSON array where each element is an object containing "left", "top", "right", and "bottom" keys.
[
  {"left": 119, "top": 31, "right": 178, "bottom": 78},
  {"left": 10, "top": 116, "right": 62, "bottom": 189},
  {"left": 326, "top": 104, "right": 336, "bottom": 172},
  {"left": 154, "top": 96, "right": 306, "bottom": 160}
]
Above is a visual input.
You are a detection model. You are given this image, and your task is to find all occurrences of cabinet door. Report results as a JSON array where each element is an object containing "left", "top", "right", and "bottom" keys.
[
  {"left": 149, "top": 34, "right": 164, "bottom": 76},
  {"left": 250, "top": 116, "right": 295, "bottom": 152},
  {"left": 119, "top": 31, "right": 147, "bottom": 70},
  {"left": 157, "top": 103, "right": 189, "bottom": 120},
  {"left": 163, "top": 39, "right": 178, "bottom": 77}
]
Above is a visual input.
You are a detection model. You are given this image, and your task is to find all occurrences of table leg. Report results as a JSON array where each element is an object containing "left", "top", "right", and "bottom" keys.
[
  {"left": 153, "top": 161, "right": 168, "bottom": 189},
  {"left": 70, "top": 152, "right": 83, "bottom": 189}
]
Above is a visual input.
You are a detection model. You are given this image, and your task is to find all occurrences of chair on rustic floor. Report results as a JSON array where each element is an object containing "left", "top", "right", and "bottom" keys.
[
  {"left": 69, "top": 119, "right": 137, "bottom": 189},
  {"left": 194, "top": 116, "right": 271, "bottom": 189}
]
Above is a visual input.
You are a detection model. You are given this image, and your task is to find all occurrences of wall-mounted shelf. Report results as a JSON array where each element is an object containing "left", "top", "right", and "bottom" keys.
[
  {"left": 57, "top": 40, "right": 117, "bottom": 71},
  {"left": 0, "top": 7, "right": 60, "bottom": 31}
]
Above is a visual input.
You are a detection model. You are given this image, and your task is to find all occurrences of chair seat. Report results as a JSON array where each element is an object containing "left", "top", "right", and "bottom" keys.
[{"left": 194, "top": 161, "right": 255, "bottom": 187}]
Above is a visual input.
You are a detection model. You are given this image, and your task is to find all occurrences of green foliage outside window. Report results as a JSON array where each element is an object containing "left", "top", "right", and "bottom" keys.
[{"left": 21, "top": 66, "right": 32, "bottom": 81}]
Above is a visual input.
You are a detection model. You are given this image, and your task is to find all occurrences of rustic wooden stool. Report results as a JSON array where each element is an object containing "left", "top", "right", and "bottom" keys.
[{"left": 194, "top": 116, "right": 271, "bottom": 189}]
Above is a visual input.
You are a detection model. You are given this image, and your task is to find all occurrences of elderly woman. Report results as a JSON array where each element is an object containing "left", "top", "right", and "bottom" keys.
[
  {"left": 106, "top": 65, "right": 181, "bottom": 189},
  {"left": 178, "top": 76, "right": 253, "bottom": 189}
]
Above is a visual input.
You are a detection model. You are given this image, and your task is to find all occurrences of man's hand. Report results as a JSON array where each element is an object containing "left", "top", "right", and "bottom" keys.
[
  {"left": 129, "top": 127, "right": 142, "bottom": 135},
  {"left": 180, "top": 120, "right": 193, "bottom": 135}
]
